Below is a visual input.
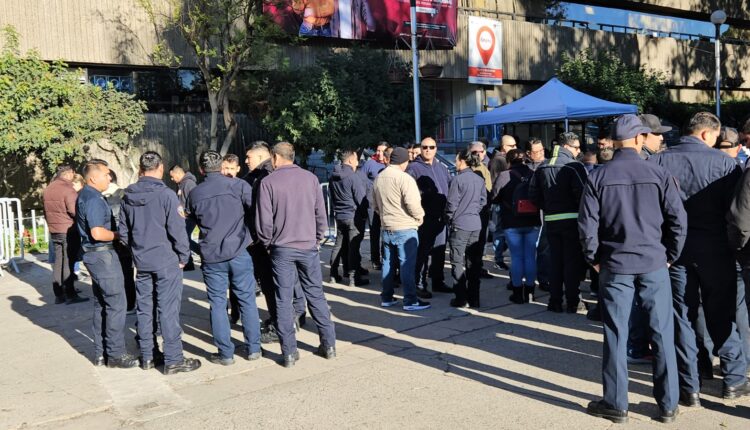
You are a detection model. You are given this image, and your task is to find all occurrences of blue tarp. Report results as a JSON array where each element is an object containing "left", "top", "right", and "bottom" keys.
[{"left": 474, "top": 78, "right": 638, "bottom": 126}]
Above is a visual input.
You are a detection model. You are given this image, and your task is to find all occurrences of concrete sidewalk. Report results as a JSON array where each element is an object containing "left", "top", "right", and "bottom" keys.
[{"left": 1, "top": 245, "right": 748, "bottom": 429}]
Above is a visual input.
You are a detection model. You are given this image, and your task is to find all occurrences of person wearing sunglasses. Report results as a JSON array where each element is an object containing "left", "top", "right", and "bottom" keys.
[{"left": 406, "top": 137, "right": 452, "bottom": 298}]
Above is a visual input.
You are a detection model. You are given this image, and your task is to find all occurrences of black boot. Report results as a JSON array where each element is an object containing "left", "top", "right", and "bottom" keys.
[
  {"left": 509, "top": 287, "right": 524, "bottom": 304},
  {"left": 524, "top": 285, "right": 535, "bottom": 303}
]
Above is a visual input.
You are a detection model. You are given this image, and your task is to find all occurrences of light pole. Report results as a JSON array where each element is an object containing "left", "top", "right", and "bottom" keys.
[
  {"left": 710, "top": 10, "right": 727, "bottom": 119},
  {"left": 409, "top": 0, "right": 421, "bottom": 143}
]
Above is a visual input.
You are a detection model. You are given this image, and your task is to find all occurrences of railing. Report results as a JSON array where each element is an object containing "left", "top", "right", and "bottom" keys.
[{"left": 0, "top": 198, "right": 26, "bottom": 275}]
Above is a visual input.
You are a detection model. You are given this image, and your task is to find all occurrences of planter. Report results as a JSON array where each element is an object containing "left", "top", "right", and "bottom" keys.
[
  {"left": 388, "top": 70, "right": 408, "bottom": 84},
  {"left": 419, "top": 64, "right": 443, "bottom": 78}
]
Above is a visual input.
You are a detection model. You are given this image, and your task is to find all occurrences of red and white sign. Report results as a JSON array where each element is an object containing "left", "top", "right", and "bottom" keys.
[{"left": 468, "top": 16, "right": 503, "bottom": 85}]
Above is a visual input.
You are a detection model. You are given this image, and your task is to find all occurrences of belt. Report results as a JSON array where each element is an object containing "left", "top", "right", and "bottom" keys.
[
  {"left": 83, "top": 244, "right": 115, "bottom": 253},
  {"left": 543, "top": 213, "right": 578, "bottom": 222}
]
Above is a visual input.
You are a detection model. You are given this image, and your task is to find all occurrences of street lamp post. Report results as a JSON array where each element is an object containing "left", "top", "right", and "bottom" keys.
[
  {"left": 409, "top": 0, "right": 421, "bottom": 143},
  {"left": 710, "top": 10, "right": 727, "bottom": 119}
]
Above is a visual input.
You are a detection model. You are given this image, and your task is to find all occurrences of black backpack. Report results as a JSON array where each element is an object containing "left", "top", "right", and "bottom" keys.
[{"left": 510, "top": 169, "right": 539, "bottom": 217}]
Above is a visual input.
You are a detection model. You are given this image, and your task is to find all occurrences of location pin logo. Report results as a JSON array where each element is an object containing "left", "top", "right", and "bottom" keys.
[{"left": 476, "top": 26, "right": 495, "bottom": 66}]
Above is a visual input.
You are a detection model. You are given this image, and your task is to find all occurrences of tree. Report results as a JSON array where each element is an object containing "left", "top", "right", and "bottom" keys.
[
  {"left": 0, "top": 26, "right": 146, "bottom": 193},
  {"left": 137, "top": 0, "right": 283, "bottom": 155},
  {"left": 260, "top": 49, "right": 444, "bottom": 160},
  {"left": 557, "top": 49, "right": 667, "bottom": 112}
]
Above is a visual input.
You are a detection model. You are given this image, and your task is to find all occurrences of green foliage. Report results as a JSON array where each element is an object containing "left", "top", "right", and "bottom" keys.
[
  {"left": 261, "top": 49, "right": 444, "bottom": 159},
  {"left": 557, "top": 49, "right": 667, "bottom": 113},
  {"left": 0, "top": 27, "right": 146, "bottom": 171},
  {"left": 654, "top": 99, "right": 750, "bottom": 131}
]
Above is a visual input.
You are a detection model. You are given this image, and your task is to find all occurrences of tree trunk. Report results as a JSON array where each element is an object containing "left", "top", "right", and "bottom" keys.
[
  {"left": 208, "top": 91, "right": 219, "bottom": 151},
  {"left": 219, "top": 95, "right": 238, "bottom": 156}
]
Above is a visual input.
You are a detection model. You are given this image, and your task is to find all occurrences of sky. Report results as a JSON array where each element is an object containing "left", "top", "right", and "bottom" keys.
[{"left": 561, "top": 2, "right": 730, "bottom": 37}]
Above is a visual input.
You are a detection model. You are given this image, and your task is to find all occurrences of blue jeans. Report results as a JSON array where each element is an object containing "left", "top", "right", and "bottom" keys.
[
  {"left": 491, "top": 205, "right": 507, "bottom": 264},
  {"left": 299, "top": 22, "right": 332, "bottom": 37},
  {"left": 201, "top": 250, "right": 261, "bottom": 358},
  {"left": 504, "top": 226, "right": 540, "bottom": 286},
  {"left": 600, "top": 267, "right": 678, "bottom": 411},
  {"left": 382, "top": 229, "right": 419, "bottom": 304}
]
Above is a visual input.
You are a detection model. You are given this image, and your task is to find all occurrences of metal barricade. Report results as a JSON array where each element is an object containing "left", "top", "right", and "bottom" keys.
[
  {"left": 0, "top": 197, "right": 25, "bottom": 275},
  {"left": 319, "top": 182, "right": 337, "bottom": 245}
]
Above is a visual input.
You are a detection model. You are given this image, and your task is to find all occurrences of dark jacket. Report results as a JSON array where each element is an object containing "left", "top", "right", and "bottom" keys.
[
  {"left": 640, "top": 146, "right": 656, "bottom": 160},
  {"left": 243, "top": 158, "right": 274, "bottom": 239},
  {"left": 406, "top": 156, "right": 451, "bottom": 219},
  {"left": 360, "top": 157, "right": 386, "bottom": 184},
  {"left": 650, "top": 135, "right": 742, "bottom": 260},
  {"left": 177, "top": 172, "right": 198, "bottom": 212},
  {"left": 528, "top": 146, "right": 587, "bottom": 223},
  {"left": 76, "top": 185, "right": 116, "bottom": 249},
  {"left": 445, "top": 168, "right": 487, "bottom": 231},
  {"left": 119, "top": 176, "right": 190, "bottom": 271},
  {"left": 188, "top": 172, "right": 253, "bottom": 263},
  {"left": 43, "top": 177, "right": 78, "bottom": 234},
  {"left": 578, "top": 148, "right": 687, "bottom": 274},
  {"left": 492, "top": 164, "right": 542, "bottom": 229},
  {"left": 728, "top": 166, "right": 750, "bottom": 265},
  {"left": 330, "top": 164, "right": 368, "bottom": 221},
  {"left": 255, "top": 164, "right": 327, "bottom": 250}
]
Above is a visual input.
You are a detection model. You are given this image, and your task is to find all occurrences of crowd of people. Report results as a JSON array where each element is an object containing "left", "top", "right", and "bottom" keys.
[{"left": 40, "top": 111, "right": 750, "bottom": 424}]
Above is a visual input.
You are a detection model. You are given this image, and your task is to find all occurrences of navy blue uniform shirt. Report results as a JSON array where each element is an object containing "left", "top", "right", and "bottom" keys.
[
  {"left": 255, "top": 164, "right": 327, "bottom": 250},
  {"left": 406, "top": 156, "right": 452, "bottom": 219},
  {"left": 330, "top": 164, "right": 368, "bottom": 221},
  {"left": 76, "top": 184, "right": 116, "bottom": 250},
  {"left": 445, "top": 168, "right": 486, "bottom": 231},
  {"left": 578, "top": 148, "right": 687, "bottom": 274},
  {"left": 649, "top": 135, "right": 742, "bottom": 260},
  {"left": 188, "top": 172, "right": 253, "bottom": 263},
  {"left": 119, "top": 176, "right": 191, "bottom": 271}
]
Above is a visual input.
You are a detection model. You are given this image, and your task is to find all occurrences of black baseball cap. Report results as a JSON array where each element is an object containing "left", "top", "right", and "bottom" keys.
[{"left": 639, "top": 114, "right": 672, "bottom": 134}]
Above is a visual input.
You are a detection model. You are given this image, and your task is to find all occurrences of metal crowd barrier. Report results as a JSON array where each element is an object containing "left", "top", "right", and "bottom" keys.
[
  {"left": 320, "top": 182, "right": 337, "bottom": 245},
  {"left": 0, "top": 198, "right": 25, "bottom": 275}
]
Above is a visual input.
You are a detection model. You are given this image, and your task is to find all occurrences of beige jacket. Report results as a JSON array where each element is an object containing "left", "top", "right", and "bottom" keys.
[{"left": 372, "top": 166, "right": 424, "bottom": 231}]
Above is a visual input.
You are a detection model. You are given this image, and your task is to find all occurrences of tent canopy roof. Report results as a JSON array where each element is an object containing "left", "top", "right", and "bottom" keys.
[{"left": 474, "top": 78, "right": 638, "bottom": 127}]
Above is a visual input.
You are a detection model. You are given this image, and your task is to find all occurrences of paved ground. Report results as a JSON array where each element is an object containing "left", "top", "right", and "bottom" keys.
[{"left": 1, "top": 244, "right": 749, "bottom": 429}]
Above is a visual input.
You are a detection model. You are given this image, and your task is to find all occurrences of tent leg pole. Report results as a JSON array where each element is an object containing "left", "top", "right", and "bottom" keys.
[{"left": 564, "top": 119, "right": 569, "bottom": 132}]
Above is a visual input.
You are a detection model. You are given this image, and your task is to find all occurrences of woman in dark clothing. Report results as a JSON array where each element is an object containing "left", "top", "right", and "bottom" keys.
[
  {"left": 445, "top": 147, "right": 487, "bottom": 308},
  {"left": 491, "top": 149, "right": 542, "bottom": 304}
]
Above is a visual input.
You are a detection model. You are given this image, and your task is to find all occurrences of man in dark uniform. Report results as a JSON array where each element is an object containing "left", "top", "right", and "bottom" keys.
[
  {"left": 329, "top": 149, "right": 370, "bottom": 287},
  {"left": 407, "top": 137, "right": 452, "bottom": 298},
  {"left": 119, "top": 151, "right": 202, "bottom": 375},
  {"left": 529, "top": 132, "right": 588, "bottom": 313},
  {"left": 244, "top": 141, "right": 306, "bottom": 343},
  {"left": 169, "top": 165, "right": 199, "bottom": 270},
  {"left": 76, "top": 159, "right": 138, "bottom": 368},
  {"left": 580, "top": 114, "right": 687, "bottom": 424},
  {"left": 650, "top": 111, "right": 750, "bottom": 402},
  {"left": 189, "top": 151, "right": 262, "bottom": 365},
  {"left": 361, "top": 141, "right": 389, "bottom": 270},
  {"left": 256, "top": 142, "right": 337, "bottom": 367}
]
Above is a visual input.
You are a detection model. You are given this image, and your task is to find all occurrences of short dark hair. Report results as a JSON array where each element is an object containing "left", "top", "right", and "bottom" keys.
[
  {"left": 340, "top": 149, "right": 357, "bottom": 162},
  {"left": 222, "top": 154, "right": 240, "bottom": 164},
  {"left": 375, "top": 141, "right": 390, "bottom": 150},
  {"left": 505, "top": 149, "right": 526, "bottom": 166},
  {"left": 169, "top": 164, "right": 185, "bottom": 173},
  {"left": 558, "top": 132, "right": 580, "bottom": 147},
  {"left": 140, "top": 151, "right": 163, "bottom": 172},
  {"left": 686, "top": 111, "right": 721, "bottom": 135},
  {"left": 271, "top": 142, "right": 295, "bottom": 162},
  {"left": 55, "top": 164, "right": 74, "bottom": 177},
  {"left": 457, "top": 146, "right": 482, "bottom": 168},
  {"left": 527, "top": 138, "right": 543, "bottom": 148},
  {"left": 406, "top": 142, "right": 419, "bottom": 150},
  {"left": 199, "top": 151, "right": 223, "bottom": 173},
  {"left": 109, "top": 170, "right": 118, "bottom": 184},
  {"left": 82, "top": 159, "right": 109, "bottom": 180},
  {"left": 246, "top": 140, "right": 270, "bottom": 153}
]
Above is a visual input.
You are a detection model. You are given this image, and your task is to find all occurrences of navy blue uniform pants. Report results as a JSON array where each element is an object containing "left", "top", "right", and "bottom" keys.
[
  {"left": 416, "top": 217, "right": 447, "bottom": 290},
  {"left": 368, "top": 210, "right": 381, "bottom": 265},
  {"left": 135, "top": 264, "right": 185, "bottom": 365},
  {"left": 330, "top": 217, "right": 366, "bottom": 276},
  {"left": 83, "top": 249, "right": 127, "bottom": 359},
  {"left": 248, "top": 243, "right": 305, "bottom": 325},
  {"left": 600, "top": 267, "right": 678, "bottom": 411},
  {"left": 448, "top": 228, "right": 482, "bottom": 305},
  {"left": 670, "top": 256, "right": 747, "bottom": 393},
  {"left": 201, "top": 250, "right": 261, "bottom": 358},
  {"left": 546, "top": 220, "right": 584, "bottom": 308},
  {"left": 271, "top": 247, "right": 336, "bottom": 356}
]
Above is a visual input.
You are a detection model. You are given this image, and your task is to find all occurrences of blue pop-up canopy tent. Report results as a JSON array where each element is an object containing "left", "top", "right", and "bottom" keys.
[{"left": 474, "top": 78, "right": 638, "bottom": 128}]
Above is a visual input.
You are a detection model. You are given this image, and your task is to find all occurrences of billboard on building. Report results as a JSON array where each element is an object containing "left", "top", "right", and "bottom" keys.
[
  {"left": 468, "top": 16, "right": 503, "bottom": 85},
  {"left": 264, "top": 0, "right": 457, "bottom": 46}
]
